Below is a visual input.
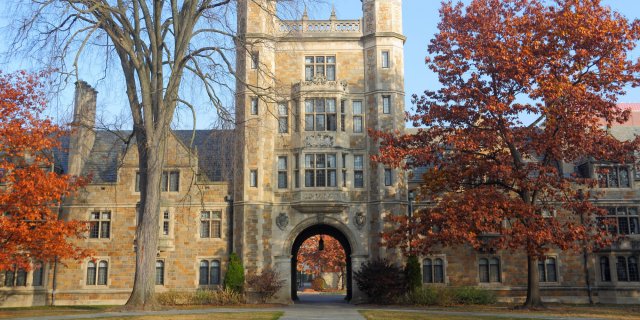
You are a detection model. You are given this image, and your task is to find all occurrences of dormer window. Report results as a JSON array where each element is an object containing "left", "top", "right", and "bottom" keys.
[
  {"left": 597, "top": 166, "right": 630, "bottom": 188},
  {"left": 305, "top": 56, "right": 336, "bottom": 81},
  {"left": 162, "top": 171, "right": 179, "bottom": 192},
  {"left": 135, "top": 171, "right": 179, "bottom": 192}
]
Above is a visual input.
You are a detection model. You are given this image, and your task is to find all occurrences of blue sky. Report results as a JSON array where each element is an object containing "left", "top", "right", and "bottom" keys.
[
  {"left": 327, "top": 0, "right": 640, "bottom": 126},
  {"left": 2, "top": 0, "right": 640, "bottom": 129}
]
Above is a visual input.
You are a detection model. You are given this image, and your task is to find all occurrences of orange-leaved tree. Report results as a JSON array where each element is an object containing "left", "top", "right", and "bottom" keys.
[
  {"left": 0, "top": 70, "right": 93, "bottom": 272},
  {"left": 297, "top": 235, "right": 346, "bottom": 289},
  {"left": 370, "top": 0, "right": 640, "bottom": 308}
]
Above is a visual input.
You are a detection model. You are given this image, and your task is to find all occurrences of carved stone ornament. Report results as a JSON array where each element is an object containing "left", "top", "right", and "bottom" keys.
[
  {"left": 305, "top": 134, "right": 334, "bottom": 148},
  {"left": 293, "top": 75, "right": 348, "bottom": 93},
  {"left": 317, "top": 213, "right": 325, "bottom": 224},
  {"left": 354, "top": 212, "right": 366, "bottom": 230},
  {"left": 276, "top": 212, "right": 289, "bottom": 230}
]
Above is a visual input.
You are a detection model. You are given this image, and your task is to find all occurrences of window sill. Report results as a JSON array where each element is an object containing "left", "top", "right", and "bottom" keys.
[
  {"left": 477, "top": 282, "right": 504, "bottom": 288},
  {"left": 597, "top": 282, "right": 640, "bottom": 288},
  {"left": 86, "top": 238, "right": 112, "bottom": 242}
]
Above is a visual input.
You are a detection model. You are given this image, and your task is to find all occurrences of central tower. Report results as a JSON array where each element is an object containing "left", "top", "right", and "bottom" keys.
[{"left": 234, "top": 0, "right": 406, "bottom": 304}]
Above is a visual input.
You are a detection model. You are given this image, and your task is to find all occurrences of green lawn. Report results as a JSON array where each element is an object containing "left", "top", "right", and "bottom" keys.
[
  {"left": 0, "top": 305, "right": 115, "bottom": 311},
  {"left": 0, "top": 311, "right": 102, "bottom": 319},
  {"left": 359, "top": 311, "right": 538, "bottom": 320},
  {"left": 75, "top": 312, "right": 284, "bottom": 320},
  {"left": 360, "top": 305, "right": 640, "bottom": 320}
]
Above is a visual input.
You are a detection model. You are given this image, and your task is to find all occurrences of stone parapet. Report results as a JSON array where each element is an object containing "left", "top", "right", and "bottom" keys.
[{"left": 278, "top": 19, "right": 363, "bottom": 38}]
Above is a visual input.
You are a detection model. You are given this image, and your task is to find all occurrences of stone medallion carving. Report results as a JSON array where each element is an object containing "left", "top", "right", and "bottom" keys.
[
  {"left": 304, "top": 134, "right": 334, "bottom": 148},
  {"left": 354, "top": 212, "right": 366, "bottom": 230},
  {"left": 276, "top": 212, "right": 289, "bottom": 230}
]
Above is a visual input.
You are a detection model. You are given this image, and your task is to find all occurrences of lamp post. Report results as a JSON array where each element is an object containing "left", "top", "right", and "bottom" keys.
[{"left": 319, "top": 236, "right": 324, "bottom": 251}]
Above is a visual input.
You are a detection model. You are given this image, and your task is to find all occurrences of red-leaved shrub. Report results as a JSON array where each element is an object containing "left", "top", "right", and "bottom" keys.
[
  {"left": 353, "top": 258, "right": 405, "bottom": 304},
  {"left": 246, "top": 267, "right": 286, "bottom": 303}
]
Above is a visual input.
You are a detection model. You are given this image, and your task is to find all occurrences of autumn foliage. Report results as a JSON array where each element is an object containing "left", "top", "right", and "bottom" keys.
[
  {"left": 0, "top": 70, "right": 93, "bottom": 272},
  {"left": 297, "top": 235, "right": 346, "bottom": 288},
  {"left": 246, "top": 267, "right": 286, "bottom": 304},
  {"left": 370, "top": 0, "right": 640, "bottom": 308}
]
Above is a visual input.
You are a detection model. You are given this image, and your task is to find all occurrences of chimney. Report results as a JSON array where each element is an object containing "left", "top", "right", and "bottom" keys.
[{"left": 67, "top": 81, "right": 97, "bottom": 177}]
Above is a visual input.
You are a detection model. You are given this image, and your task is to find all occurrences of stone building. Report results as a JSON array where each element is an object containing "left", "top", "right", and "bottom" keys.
[{"left": 1, "top": 0, "right": 639, "bottom": 307}]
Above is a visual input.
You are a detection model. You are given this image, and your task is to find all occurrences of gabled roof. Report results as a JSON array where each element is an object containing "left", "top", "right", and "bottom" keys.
[{"left": 53, "top": 130, "right": 235, "bottom": 184}]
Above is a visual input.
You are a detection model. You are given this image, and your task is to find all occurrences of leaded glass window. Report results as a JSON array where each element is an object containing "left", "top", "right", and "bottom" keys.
[
  {"left": 89, "top": 211, "right": 111, "bottom": 239},
  {"left": 423, "top": 259, "right": 432, "bottom": 283},
  {"left": 200, "top": 211, "right": 222, "bottom": 238},
  {"left": 600, "top": 257, "right": 611, "bottom": 282},
  {"left": 156, "top": 260, "right": 164, "bottom": 285}
]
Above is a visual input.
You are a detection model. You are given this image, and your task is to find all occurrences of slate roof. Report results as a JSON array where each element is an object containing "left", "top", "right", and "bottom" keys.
[
  {"left": 405, "top": 126, "right": 640, "bottom": 183},
  {"left": 608, "top": 126, "right": 640, "bottom": 142},
  {"left": 53, "top": 130, "right": 235, "bottom": 184},
  {"left": 173, "top": 130, "right": 235, "bottom": 182}
]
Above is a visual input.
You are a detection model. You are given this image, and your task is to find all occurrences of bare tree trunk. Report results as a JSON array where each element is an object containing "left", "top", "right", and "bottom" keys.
[
  {"left": 341, "top": 265, "right": 346, "bottom": 290},
  {"left": 520, "top": 257, "right": 544, "bottom": 309},
  {"left": 117, "top": 130, "right": 165, "bottom": 311}
]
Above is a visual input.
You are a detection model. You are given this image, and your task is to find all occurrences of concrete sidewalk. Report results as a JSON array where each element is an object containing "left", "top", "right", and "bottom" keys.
[{"left": 4, "top": 294, "right": 621, "bottom": 320}]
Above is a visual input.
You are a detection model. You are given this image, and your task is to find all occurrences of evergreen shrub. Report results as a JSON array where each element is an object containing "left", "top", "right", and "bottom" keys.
[
  {"left": 224, "top": 253, "right": 245, "bottom": 293},
  {"left": 404, "top": 256, "right": 422, "bottom": 293}
]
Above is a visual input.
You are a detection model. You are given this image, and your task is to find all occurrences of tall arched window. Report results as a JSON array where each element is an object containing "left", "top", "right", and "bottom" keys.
[
  {"left": 434, "top": 258, "right": 444, "bottom": 283},
  {"left": 489, "top": 258, "right": 501, "bottom": 283},
  {"left": 423, "top": 259, "right": 432, "bottom": 283},
  {"left": 629, "top": 257, "right": 639, "bottom": 282},
  {"left": 32, "top": 262, "right": 44, "bottom": 286},
  {"left": 479, "top": 258, "right": 489, "bottom": 283},
  {"left": 210, "top": 260, "right": 220, "bottom": 285},
  {"left": 600, "top": 257, "right": 611, "bottom": 282},
  {"left": 546, "top": 258, "right": 557, "bottom": 282},
  {"left": 97, "top": 261, "right": 108, "bottom": 285},
  {"left": 199, "top": 261, "right": 209, "bottom": 285},
  {"left": 156, "top": 261, "right": 164, "bottom": 285},
  {"left": 617, "top": 256, "right": 628, "bottom": 282},
  {"left": 86, "top": 261, "right": 97, "bottom": 285}
]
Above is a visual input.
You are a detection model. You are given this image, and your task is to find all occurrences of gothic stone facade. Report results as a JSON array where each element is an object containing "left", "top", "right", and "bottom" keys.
[{"left": 1, "top": 0, "right": 639, "bottom": 307}]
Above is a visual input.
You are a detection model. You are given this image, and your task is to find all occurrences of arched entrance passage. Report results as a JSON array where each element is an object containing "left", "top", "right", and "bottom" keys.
[{"left": 290, "top": 224, "right": 352, "bottom": 301}]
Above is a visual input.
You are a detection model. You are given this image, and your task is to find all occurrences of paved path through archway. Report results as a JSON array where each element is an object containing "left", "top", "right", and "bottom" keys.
[{"left": 280, "top": 293, "right": 364, "bottom": 319}]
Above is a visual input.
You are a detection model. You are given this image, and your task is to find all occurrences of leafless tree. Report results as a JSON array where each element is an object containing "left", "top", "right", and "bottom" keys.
[{"left": 4, "top": 0, "right": 328, "bottom": 310}]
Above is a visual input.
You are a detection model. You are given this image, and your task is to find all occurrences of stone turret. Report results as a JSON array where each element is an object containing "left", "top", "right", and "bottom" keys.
[
  {"left": 67, "top": 81, "right": 97, "bottom": 176},
  {"left": 362, "top": 0, "right": 403, "bottom": 36},
  {"left": 361, "top": 0, "right": 407, "bottom": 264}
]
